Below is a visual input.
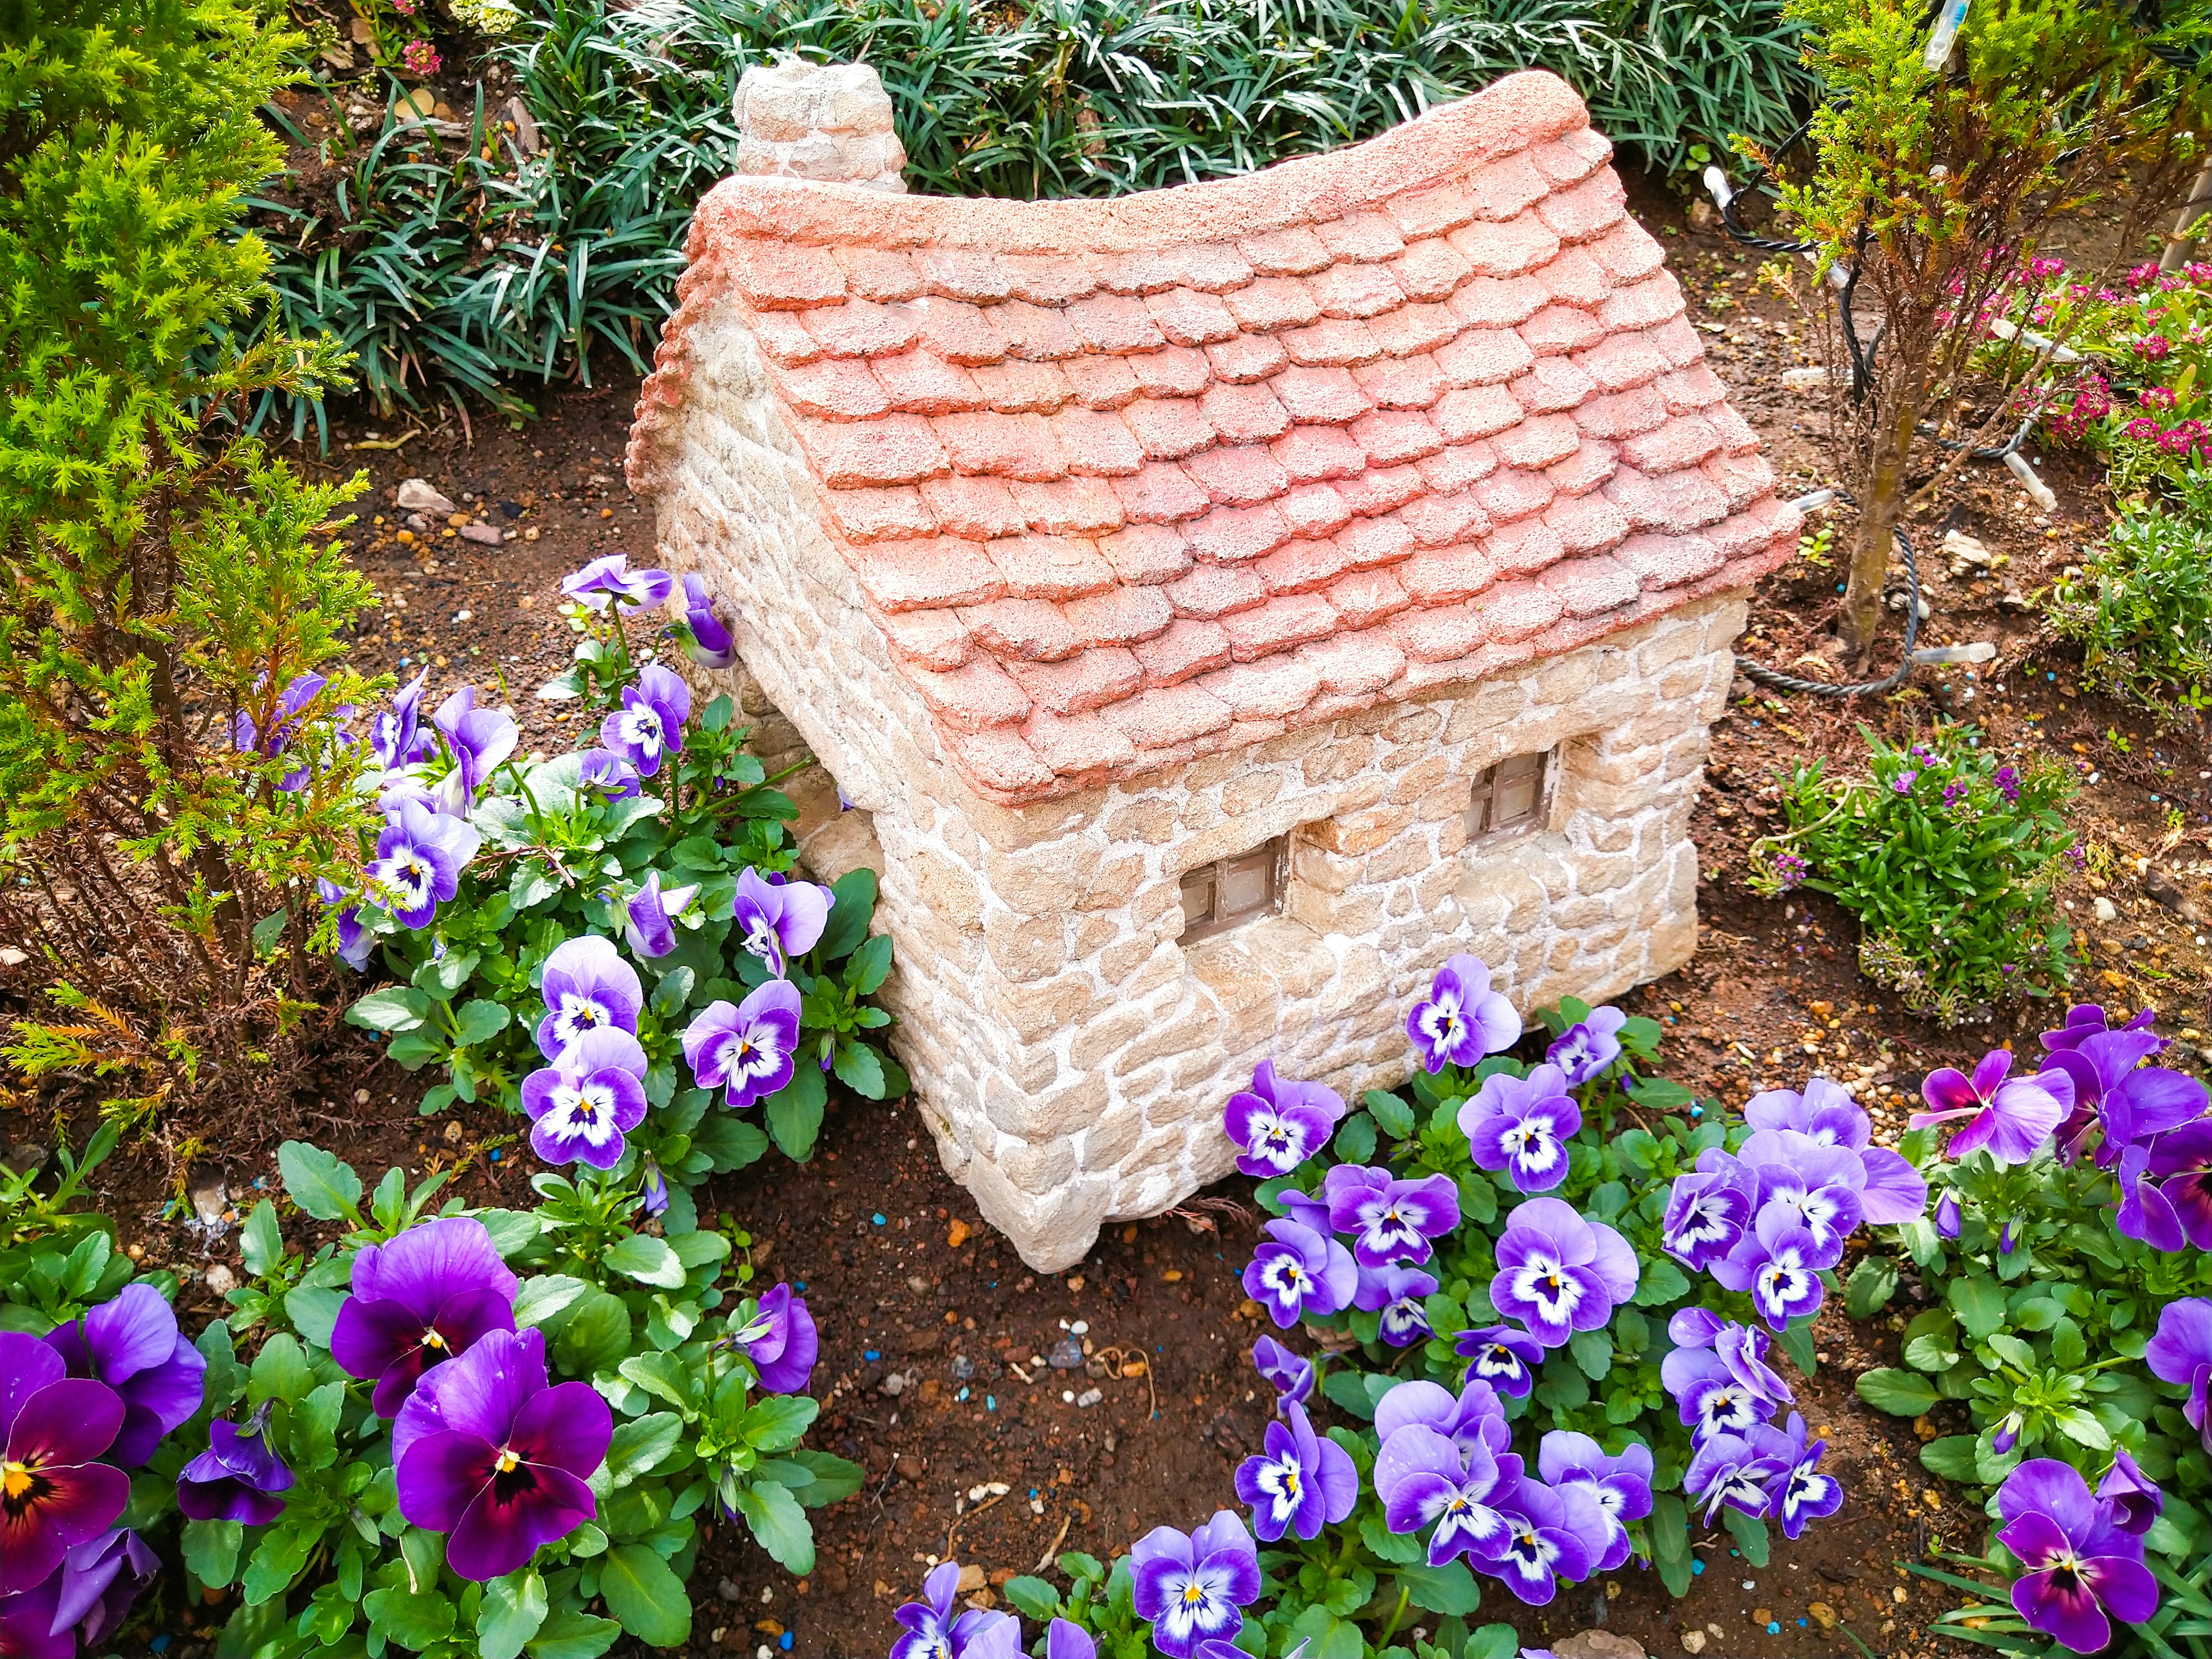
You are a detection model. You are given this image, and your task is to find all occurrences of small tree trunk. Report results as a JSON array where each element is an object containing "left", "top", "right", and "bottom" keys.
[{"left": 1839, "top": 403, "right": 1922, "bottom": 662}]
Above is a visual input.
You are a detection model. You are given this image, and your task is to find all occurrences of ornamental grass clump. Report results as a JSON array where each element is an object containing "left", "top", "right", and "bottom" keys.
[
  {"left": 1750, "top": 724, "right": 2077, "bottom": 1023},
  {"left": 1844, "top": 1000, "right": 2212, "bottom": 1654}
]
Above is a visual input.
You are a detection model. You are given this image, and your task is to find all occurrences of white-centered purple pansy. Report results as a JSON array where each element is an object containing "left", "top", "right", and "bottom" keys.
[
  {"left": 1232, "top": 1402, "right": 1358, "bottom": 1542},
  {"left": 1455, "top": 1325, "right": 1544, "bottom": 1399},
  {"left": 1373, "top": 1422, "right": 1519, "bottom": 1568},
  {"left": 431, "top": 686, "right": 517, "bottom": 813},
  {"left": 1354, "top": 1263, "right": 1438, "bottom": 1347},
  {"left": 1710, "top": 1206, "right": 1827, "bottom": 1331},
  {"left": 1537, "top": 1432, "right": 1653, "bottom": 1573},
  {"left": 366, "top": 798, "right": 480, "bottom": 929},
  {"left": 1490, "top": 1479, "right": 1604, "bottom": 1605},
  {"left": 520, "top": 1026, "right": 649, "bottom": 1169},
  {"left": 683, "top": 980, "right": 802, "bottom": 1110},
  {"left": 1224, "top": 1060, "right": 1347, "bottom": 1179},
  {"left": 1661, "top": 1150, "right": 1757, "bottom": 1271},
  {"left": 731, "top": 866, "right": 833, "bottom": 976},
  {"left": 534, "top": 934, "right": 642, "bottom": 1060},
  {"left": 1374, "top": 1378, "right": 1514, "bottom": 1466},
  {"left": 1747, "top": 1075, "right": 1927, "bottom": 1222},
  {"left": 1128, "top": 1512, "right": 1260, "bottom": 1659},
  {"left": 600, "top": 664, "right": 690, "bottom": 779},
  {"left": 677, "top": 573, "right": 740, "bottom": 669},
  {"left": 1684, "top": 1423, "right": 1793, "bottom": 1524},
  {"left": 1323, "top": 1164, "right": 1460, "bottom": 1268},
  {"left": 1250, "top": 1336, "right": 1313, "bottom": 1412},
  {"left": 1459, "top": 1064, "right": 1581, "bottom": 1193},
  {"left": 623, "top": 870, "right": 701, "bottom": 960},
  {"left": 372, "top": 668, "right": 435, "bottom": 770},
  {"left": 1763, "top": 1412, "right": 1842, "bottom": 1539},
  {"left": 1488, "top": 1198, "right": 1638, "bottom": 1349},
  {"left": 562, "top": 554, "right": 672, "bottom": 613},
  {"left": 1546, "top": 1005, "right": 1628, "bottom": 1088},
  {"left": 1740, "top": 1132, "right": 1865, "bottom": 1268},
  {"left": 1406, "top": 953, "right": 1521, "bottom": 1073},
  {"left": 1241, "top": 1219, "right": 1357, "bottom": 1330},
  {"left": 889, "top": 1560, "right": 1018, "bottom": 1659},
  {"left": 1910, "top": 1048, "right": 2074, "bottom": 1168}
]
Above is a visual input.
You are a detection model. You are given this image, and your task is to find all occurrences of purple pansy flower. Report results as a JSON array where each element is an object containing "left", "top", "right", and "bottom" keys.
[
  {"left": 2046, "top": 1028, "right": 2205, "bottom": 1165},
  {"left": 1354, "top": 1263, "right": 1438, "bottom": 1347},
  {"left": 1046, "top": 1622, "right": 1096, "bottom": 1659},
  {"left": 1130, "top": 1512, "right": 1261, "bottom": 1658},
  {"left": 1407, "top": 955, "right": 1521, "bottom": 1073},
  {"left": 1745, "top": 1077, "right": 1926, "bottom": 1222},
  {"left": 51, "top": 1526, "right": 158, "bottom": 1648},
  {"left": 1740, "top": 1134, "right": 1865, "bottom": 1267},
  {"left": 2042, "top": 1003, "right": 2161, "bottom": 1055},
  {"left": 1763, "top": 1412, "right": 1841, "bottom": 1539},
  {"left": 1488, "top": 1198, "right": 1638, "bottom": 1349},
  {"left": 1223, "top": 1062, "right": 1346, "bottom": 1179},
  {"left": 535, "top": 934, "right": 643, "bottom": 1060},
  {"left": 599, "top": 664, "right": 690, "bottom": 779},
  {"left": 678, "top": 573, "right": 740, "bottom": 669},
  {"left": 1661, "top": 1345, "right": 1782, "bottom": 1446},
  {"left": 1251, "top": 1336, "right": 1313, "bottom": 1411},
  {"left": 1537, "top": 1432, "right": 1653, "bottom": 1572},
  {"left": 392, "top": 1328, "right": 611, "bottom": 1582},
  {"left": 41, "top": 1283, "right": 204, "bottom": 1467},
  {"left": 1456, "top": 1325, "right": 1544, "bottom": 1398},
  {"left": 521, "top": 1025, "right": 649, "bottom": 1170},
  {"left": 0, "top": 1572, "right": 68, "bottom": 1659},
  {"left": 1661, "top": 1151, "right": 1757, "bottom": 1271},
  {"left": 1374, "top": 1378, "right": 1514, "bottom": 1465},
  {"left": 372, "top": 668, "right": 435, "bottom": 770},
  {"left": 1274, "top": 1185, "right": 1332, "bottom": 1241},
  {"left": 1323, "top": 1165, "right": 1460, "bottom": 1267},
  {"left": 233, "top": 671, "right": 326, "bottom": 763},
  {"left": 577, "top": 747, "right": 641, "bottom": 800},
  {"left": 1374, "top": 1422, "right": 1519, "bottom": 1567},
  {"left": 562, "top": 554, "right": 672, "bottom": 613},
  {"left": 176, "top": 1411, "right": 294, "bottom": 1524},
  {"left": 730, "top": 1285, "right": 819, "bottom": 1393},
  {"left": 1546, "top": 1006, "right": 1628, "bottom": 1087},
  {"left": 366, "top": 797, "right": 480, "bottom": 929},
  {"left": 318, "top": 877, "right": 374, "bottom": 971},
  {"left": 2118, "top": 1123, "right": 2212, "bottom": 1250},
  {"left": 328, "top": 1216, "right": 519, "bottom": 1418},
  {"left": 431, "top": 687, "right": 518, "bottom": 813},
  {"left": 1490, "top": 1480, "right": 1602, "bottom": 1605},
  {"left": 0, "top": 1334, "right": 129, "bottom": 1596},
  {"left": 730, "top": 866, "right": 833, "bottom": 976},
  {"left": 889, "top": 1561, "right": 1018, "bottom": 1659},
  {"left": 1683, "top": 1423, "right": 1792, "bottom": 1524},
  {"left": 1993, "top": 1411, "right": 2023, "bottom": 1456},
  {"left": 1243, "top": 1219, "right": 1358, "bottom": 1329},
  {"left": 1459, "top": 1065, "right": 1581, "bottom": 1193},
  {"left": 683, "top": 979, "right": 802, "bottom": 1109},
  {"left": 2146, "top": 1297, "right": 2212, "bottom": 1453},
  {"left": 1994, "top": 1459, "right": 2158, "bottom": 1654},
  {"left": 1234, "top": 1403, "right": 1359, "bottom": 1541},
  {"left": 622, "top": 870, "right": 701, "bottom": 960},
  {"left": 1911, "top": 1050, "right": 2074, "bottom": 1167},
  {"left": 640, "top": 1160, "right": 670, "bottom": 1217},
  {"left": 2096, "top": 1448, "right": 2162, "bottom": 1537},
  {"left": 1710, "top": 1206, "right": 1827, "bottom": 1331}
]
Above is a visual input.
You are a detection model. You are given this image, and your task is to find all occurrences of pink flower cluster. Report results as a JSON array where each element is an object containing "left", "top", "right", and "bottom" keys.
[{"left": 402, "top": 36, "right": 439, "bottom": 74}]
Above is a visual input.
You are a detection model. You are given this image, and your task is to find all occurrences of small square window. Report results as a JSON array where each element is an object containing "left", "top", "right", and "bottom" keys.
[
  {"left": 1466, "top": 749, "right": 1554, "bottom": 844},
  {"left": 1179, "top": 839, "right": 1284, "bottom": 942}
]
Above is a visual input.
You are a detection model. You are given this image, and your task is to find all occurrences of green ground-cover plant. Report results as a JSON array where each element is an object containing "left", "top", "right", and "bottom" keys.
[
  {"left": 2047, "top": 472, "right": 2212, "bottom": 725},
  {"left": 1748, "top": 725, "right": 2077, "bottom": 1024},
  {"left": 0, "top": 0, "right": 383, "bottom": 1118},
  {"left": 249, "top": 0, "right": 1815, "bottom": 425}
]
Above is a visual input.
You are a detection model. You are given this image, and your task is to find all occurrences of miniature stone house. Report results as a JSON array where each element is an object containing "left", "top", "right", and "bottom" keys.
[{"left": 626, "top": 63, "right": 1797, "bottom": 1270}]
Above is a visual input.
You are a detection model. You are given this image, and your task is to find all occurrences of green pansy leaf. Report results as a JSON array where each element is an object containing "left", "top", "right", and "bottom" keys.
[
  {"left": 733, "top": 1480, "right": 816, "bottom": 1574},
  {"left": 1856, "top": 1368, "right": 1938, "bottom": 1416},
  {"left": 346, "top": 987, "right": 430, "bottom": 1033},
  {"left": 276, "top": 1142, "right": 362, "bottom": 1222},
  {"left": 599, "top": 1543, "right": 693, "bottom": 1647},
  {"left": 1846, "top": 1255, "right": 1899, "bottom": 1318},
  {"left": 604, "top": 1234, "right": 687, "bottom": 1289},
  {"left": 478, "top": 1569, "right": 550, "bottom": 1659}
]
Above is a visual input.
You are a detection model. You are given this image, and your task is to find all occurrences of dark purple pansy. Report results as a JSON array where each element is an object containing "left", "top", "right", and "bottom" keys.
[
  {"left": 1406, "top": 954, "right": 1520, "bottom": 1073},
  {"left": 0, "top": 1333, "right": 130, "bottom": 1596},
  {"left": 1241, "top": 1219, "right": 1357, "bottom": 1330},
  {"left": 535, "top": 934, "right": 643, "bottom": 1060},
  {"left": 52, "top": 1525, "right": 158, "bottom": 1648},
  {"left": 1995, "top": 1459, "right": 2157, "bottom": 1654},
  {"left": 2041, "top": 1002, "right": 2161, "bottom": 1055},
  {"left": 621, "top": 871, "right": 700, "bottom": 960},
  {"left": 1353, "top": 1264, "right": 1438, "bottom": 1347},
  {"left": 1322, "top": 1165, "right": 1460, "bottom": 1267},
  {"left": 678, "top": 574, "right": 740, "bottom": 669},
  {"left": 731, "top": 1285, "right": 819, "bottom": 1393},
  {"left": 1250, "top": 1337, "right": 1313, "bottom": 1411},
  {"left": 1488, "top": 1198, "right": 1637, "bottom": 1349},
  {"left": 2041, "top": 1027, "right": 2203, "bottom": 1166},
  {"left": 2096, "top": 1448, "right": 2162, "bottom": 1537},
  {"left": 1455, "top": 1325, "right": 1544, "bottom": 1399},
  {"left": 1233, "top": 1402, "right": 1358, "bottom": 1542},
  {"left": 2117, "top": 1124, "right": 2212, "bottom": 1251},
  {"left": 1223, "top": 1061, "right": 1345, "bottom": 1179},
  {"left": 366, "top": 797, "right": 480, "bottom": 930},
  {"left": 599, "top": 664, "right": 690, "bottom": 779},
  {"left": 521, "top": 1026, "right": 649, "bottom": 1171},
  {"left": 1934, "top": 1188, "right": 1963, "bottom": 1238},
  {"left": 1546, "top": 1006, "right": 1627, "bottom": 1087},
  {"left": 1537, "top": 1432, "right": 1652, "bottom": 1572},
  {"left": 176, "top": 1412, "right": 294, "bottom": 1525},
  {"left": 1459, "top": 1064, "right": 1581, "bottom": 1194},
  {"left": 0, "top": 1567, "right": 70, "bottom": 1659},
  {"left": 681, "top": 979, "right": 802, "bottom": 1110},
  {"left": 730, "top": 867, "right": 832, "bottom": 976},
  {"left": 328, "top": 1215, "right": 519, "bottom": 1418},
  {"left": 43, "top": 1283, "right": 204, "bottom": 1467},
  {"left": 2146, "top": 1297, "right": 2212, "bottom": 1453},
  {"left": 1661, "top": 1150, "right": 1756, "bottom": 1271},
  {"left": 1911, "top": 1049, "right": 2073, "bottom": 1168},
  {"left": 1130, "top": 1512, "right": 1261, "bottom": 1658},
  {"left": 392, "top": 1327, "right": 611, "bottom": 1582}
]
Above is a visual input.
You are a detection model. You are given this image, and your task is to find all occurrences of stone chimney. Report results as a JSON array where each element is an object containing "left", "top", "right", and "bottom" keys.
[{"left": 733, "top": 58, "right": 907, "bottom": 194}]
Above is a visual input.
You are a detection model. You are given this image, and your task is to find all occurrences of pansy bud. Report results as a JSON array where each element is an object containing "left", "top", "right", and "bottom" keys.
[
  {"left": 2000, "top": 1219, "right": 2018, "bottom": 1255},
  {"left": 1936, "top": 1190, "right": 1961, "bottom": 1239},
  {"left": 1993, "top": 1411, "right": 2022, "bottom": 1455}
]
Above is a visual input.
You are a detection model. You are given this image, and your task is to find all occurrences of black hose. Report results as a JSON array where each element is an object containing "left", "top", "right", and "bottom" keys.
[{"left": 1733, "top": 488, "right": 1924, "bottom": 698}]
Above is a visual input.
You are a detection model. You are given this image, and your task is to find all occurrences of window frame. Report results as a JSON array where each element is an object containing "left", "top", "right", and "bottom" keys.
[
  {"left": 1465, "top": 747, "right": 1556, "bottom": 846},
  {"left": 1178, "top": 837, "right": 1287, "bottom": 943}
]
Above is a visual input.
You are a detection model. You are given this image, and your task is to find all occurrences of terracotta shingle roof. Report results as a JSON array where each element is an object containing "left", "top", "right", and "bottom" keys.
[{"left": 628, "top": 70, "right": 1797, "bottom": 805}]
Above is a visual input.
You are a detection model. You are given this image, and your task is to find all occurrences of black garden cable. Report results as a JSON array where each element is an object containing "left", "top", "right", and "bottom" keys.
[{"left": 1733, "top": 488, "right": 1927, "bottom": 697}]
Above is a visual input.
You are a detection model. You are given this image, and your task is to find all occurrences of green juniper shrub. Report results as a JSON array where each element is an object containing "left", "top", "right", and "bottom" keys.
[
  {"left": 0, "top": 0, "right": 380, "bottom": 1118},
  {"left": 1749, "top": 725, "right": 2077, "bottom": 1024},
  {"left": 2047, "top": 472, "right": 2212, "bottom": 724}
]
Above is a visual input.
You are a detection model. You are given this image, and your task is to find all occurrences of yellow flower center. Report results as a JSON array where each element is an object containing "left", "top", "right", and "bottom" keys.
[
  {"left": 495, "top": 1449, "right": 521, "bottom": 1474},
  {"left": 423, "top": 1328, "right": 447, "bottom": 1349},
  {"left": 1181, "top": 1584, "right": 1205, "bottom": 1605},
  {"left": 2, "top": 1460, "right": 33, "bottom": 1500}
]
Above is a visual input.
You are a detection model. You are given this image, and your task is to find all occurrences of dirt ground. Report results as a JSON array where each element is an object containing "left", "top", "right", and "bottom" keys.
[{"left": 15, "top": 171, "right": 2212, "bottom": 1659}]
